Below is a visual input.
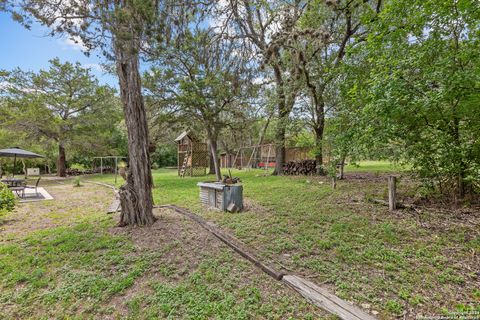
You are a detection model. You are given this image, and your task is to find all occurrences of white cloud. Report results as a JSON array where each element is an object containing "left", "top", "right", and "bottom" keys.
[
  {"left": 0, "top": 81, "right": 37, "bottom": 93},
  {"left": 82, "top": 63, "right": 103, "bottom": 72},
  {"left": 62, "top": 36, "right": 87, "bottom": 51}
]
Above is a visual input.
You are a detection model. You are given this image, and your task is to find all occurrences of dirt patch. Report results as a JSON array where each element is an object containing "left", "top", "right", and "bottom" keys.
[
  {"left": 0, "top": 182, "right": 112, "bottom": 239},
  {"left": 105, "top": 208, "right": 223, "bottom": 317},
  {"left": 109, "top": 208, "right": 224, "bottom": 282}
]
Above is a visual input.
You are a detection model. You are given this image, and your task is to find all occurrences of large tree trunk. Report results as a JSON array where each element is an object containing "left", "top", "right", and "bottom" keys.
[
  {"left": 114, "top": 39, "right": 155, "bottom": 227},
  {"left": 208, "top": 141, "right": 216, "bottom": 175},
  {"left": 57, "top": 143, "right": 66, "bottom": 177},
  {"left": 273, "top": 122, "right": 286, "bottom": 175},
  {"left": 273, "top": 96, "right": 296, "bottom": 175},
  {"left": 314, "top": 117, "right": 325, "bottom": 175},
  {"left": 207, "top": 132, "right": 222, "bottom": 181},
  {"left": 306, "top": 83, "right": 325, "bottom": 176},
  {"left": 272, "top": 63, "right": 292, "bottom": 175}
]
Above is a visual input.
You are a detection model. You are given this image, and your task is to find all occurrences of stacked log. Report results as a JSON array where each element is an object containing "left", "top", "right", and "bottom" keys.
[
  {"left": 222, "top": 176, "right": 241, "bottom": 184},
  {"left": 65, "top": 167, "right": 115, "bottom": 176},
  {"left": 283, "top": 160, "right": 317, "bottom": 175}
]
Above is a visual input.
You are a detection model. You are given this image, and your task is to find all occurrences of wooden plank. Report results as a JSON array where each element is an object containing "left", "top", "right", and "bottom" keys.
[
  {"left": 107, "top": 199, "right": 120, "bottom": 214},
  {"left": 283, "top": 275, "right": 376, "bottom": 320},
  {"left": 164, "top": 205, "right": 284, "bottom": 280},
  {"left": 154, "top": 204, "right": 375, "bottom": 319}
]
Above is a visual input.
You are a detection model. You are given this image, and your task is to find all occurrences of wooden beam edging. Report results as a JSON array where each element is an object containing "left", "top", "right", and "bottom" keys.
[
  {"left": 156, "top": 204, "right": 283, "bottom": 280},
  {"left": 83, "top": 180, "right": 117, "bottom": 192},
  {"left": 155, "top": 204, "right": 377, "bottom": 320},
  {"left": 282, "top": 275, "right": 376, "bottom": 320}
]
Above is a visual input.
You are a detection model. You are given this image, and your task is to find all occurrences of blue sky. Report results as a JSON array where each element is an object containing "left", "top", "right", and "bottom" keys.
[{"left": 0, "top": 12, "right": 117, "bottom": 87}]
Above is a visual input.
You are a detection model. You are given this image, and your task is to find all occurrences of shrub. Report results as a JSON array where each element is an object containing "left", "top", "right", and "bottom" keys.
[
  {"left": 73, "top": 177, "right": 82, "bottom": 187},
  {"left": 0, "top": 182, "right": 16, "bottom": 218},
  {"left": 70, "top": 163, "right": 86, "bottom": 171},
  {"left": 151, "top": 144, "right": 177, "bottom": 168}
]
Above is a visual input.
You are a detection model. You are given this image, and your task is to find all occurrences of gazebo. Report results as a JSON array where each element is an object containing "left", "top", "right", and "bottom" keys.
[{"left": 175, "top": 131, "right": 208, "bottom": 177}]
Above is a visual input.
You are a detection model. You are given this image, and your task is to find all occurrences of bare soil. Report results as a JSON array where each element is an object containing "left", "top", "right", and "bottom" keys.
[{"left": 0, "top": 180, "right": 111, "bottom": 238}]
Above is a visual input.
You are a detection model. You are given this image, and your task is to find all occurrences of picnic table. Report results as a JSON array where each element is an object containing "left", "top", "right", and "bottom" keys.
[
  {"left": 1, "top": 178, "right": 26, "bottom": 187},
  {"left": 1, "top": 178, "right": 26, "bottom": 198}
]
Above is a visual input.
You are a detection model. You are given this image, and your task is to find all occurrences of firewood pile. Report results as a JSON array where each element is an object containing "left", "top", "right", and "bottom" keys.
[
  {"left": 222, "top": 169, "right": 241, "bottom": 184},
  {"left": 66, "top": 167, "right": 115, "bottom": 176},
  {"left": 222, "top": 176, "right": 241, "bottom": 184},
  {"left": 283, "top": 160, "right": 317, "bottom": 175}
]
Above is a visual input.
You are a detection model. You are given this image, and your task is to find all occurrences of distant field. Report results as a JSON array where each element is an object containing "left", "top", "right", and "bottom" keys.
[{"left": 344, "top": 160, "right": 409, "bottom": 173}]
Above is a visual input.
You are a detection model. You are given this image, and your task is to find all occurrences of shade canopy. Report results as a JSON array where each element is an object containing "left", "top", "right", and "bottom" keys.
[{"left": 0, "top": 147, "right": 44, "bottom": 159}]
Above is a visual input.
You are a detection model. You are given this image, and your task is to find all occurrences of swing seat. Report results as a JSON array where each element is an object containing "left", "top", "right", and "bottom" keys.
[{"left": 258, "top": 162, "right": 276, "bottom": 168}]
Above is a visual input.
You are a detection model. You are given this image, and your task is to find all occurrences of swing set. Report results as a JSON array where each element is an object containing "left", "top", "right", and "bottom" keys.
[
  {"left": 228, "top": 144, "right": 276, "bottom": 170},
  {"left": 92, "top": 156, "right": 127, "bottom": 184}
]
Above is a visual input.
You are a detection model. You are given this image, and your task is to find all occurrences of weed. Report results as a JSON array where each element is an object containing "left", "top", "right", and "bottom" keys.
[{"left": 73, "top": 176, "right": 81, "bottom": 187}]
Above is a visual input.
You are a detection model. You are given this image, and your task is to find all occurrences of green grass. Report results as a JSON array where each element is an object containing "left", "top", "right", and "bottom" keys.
[
  {"left": 91, "top": 167, "right": 479, "bottom": 318},
  {"left": 136, "top": 252, "right": 318, "bottom": 320},
  {"left": 3, "top": 166, "right": 477, "bottom": 318},
  {"left": 344, "top": 160, "right": 408, "bottom": 173},
  {"left": 0, "top": 215, "right": 146, "bottom": 318},
  {"left": 0, "top": 182, "right": 325, "bottom": 319}
]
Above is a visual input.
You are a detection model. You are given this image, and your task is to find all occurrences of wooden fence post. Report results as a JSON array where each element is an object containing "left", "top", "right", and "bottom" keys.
[{"left": 388, "top": 176, "right": 396, "bottom": 211}]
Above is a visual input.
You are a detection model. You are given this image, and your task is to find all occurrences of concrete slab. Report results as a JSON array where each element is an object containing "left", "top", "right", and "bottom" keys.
[{"left": 18, "top": 187, "right": 54, "bottom": 203}]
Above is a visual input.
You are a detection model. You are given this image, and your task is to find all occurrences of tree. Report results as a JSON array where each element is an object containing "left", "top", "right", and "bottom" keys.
[
  {"left": 355, "top": 0, "right": 480, "bottom": 199},
  {"left": 3, "top": 0, "right": 203, "bottom": 225},
  {"left": 219, "top": 0, "right": 306, "bottom": 175},
  {"left": 285, "top": 0, "right": 382, "bottom": 173},
  {"left": 0, "top": 59, "right": 118, "bottom": 177},
  {"left": 144, "top": 28, "right": 255, "bottom": 181}
]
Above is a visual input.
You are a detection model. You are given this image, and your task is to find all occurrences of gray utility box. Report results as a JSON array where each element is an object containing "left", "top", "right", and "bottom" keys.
[{"left": 197, "top": 182, "right": 243, "bottom": 211}]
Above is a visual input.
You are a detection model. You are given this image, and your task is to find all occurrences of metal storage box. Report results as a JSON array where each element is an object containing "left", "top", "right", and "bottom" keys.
[{"left": 197, "top": 182, "right": 243, "bottom": 211}]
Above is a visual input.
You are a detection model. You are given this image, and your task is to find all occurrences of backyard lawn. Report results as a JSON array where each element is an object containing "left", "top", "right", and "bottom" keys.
[
  {"left": 0, "top": 180, "right": 327, "bottom": 319},
  {"left": 2, "top": 1, "right": 478, "bottom": 318},
  {"left": 91, "top": 164, "right": 480, "bottom": 319},
  {"left": 1, "top": 164, "right": 478, "bottom": 319}
]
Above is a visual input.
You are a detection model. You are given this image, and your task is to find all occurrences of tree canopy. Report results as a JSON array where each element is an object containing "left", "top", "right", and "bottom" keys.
[
  {"left": 1, "top": 0, "right": 479, "bottom": 202},
  {"left": 0, "top": 58, "right": 120, "bottom": 177}
]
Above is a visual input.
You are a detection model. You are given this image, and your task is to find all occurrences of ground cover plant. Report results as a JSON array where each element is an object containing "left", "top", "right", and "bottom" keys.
[{"left": 0, "top": 182, "right": 16, "bottom": 220}]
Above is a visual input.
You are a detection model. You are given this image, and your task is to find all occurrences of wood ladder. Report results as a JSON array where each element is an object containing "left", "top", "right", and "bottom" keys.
[{"left": 180, "top": 148, "right": 191, "bottom": 177}]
